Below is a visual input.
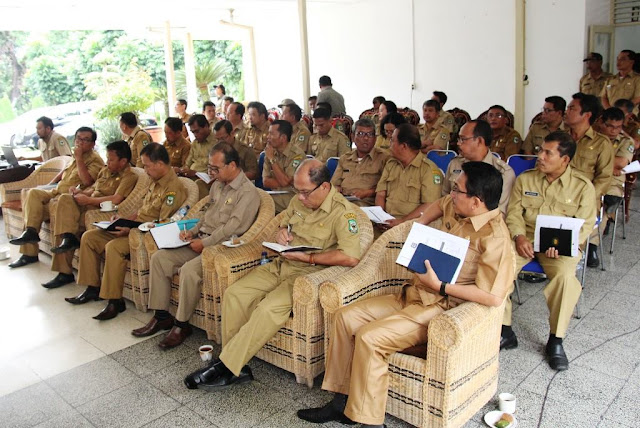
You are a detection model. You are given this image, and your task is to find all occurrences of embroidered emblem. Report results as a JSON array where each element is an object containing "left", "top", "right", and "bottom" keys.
[
  {"left": 165, "top": 191, "right": 176, "bottom": 206},
  {"left": 59, "top": 139, "right": 65, "bottom": 146},
  {"left": 441, "top": 133, "right": 447, "bottom": 140},
  {"left": 434, "top": 174, "right": 441, "bottom": 185},
  {"left": 292, "top": 159, "right": 301, "bottom": 168},
  {"left": 142, "top": 140, "right": 149, "bottom": 146},
  {"left": 348, "top": 219, "right": 358, "bottom": 234},
  {"left": 298, "top": 135, "right": 305, "bottom": 141},
  {"left": 513, "top": 137, "right": 520, "bottom": 144},
  {"left": 628, "top": 145, "right": 635, "bottom": 153}
]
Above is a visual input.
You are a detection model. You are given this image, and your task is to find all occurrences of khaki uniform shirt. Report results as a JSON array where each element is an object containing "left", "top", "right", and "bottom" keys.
[
  {"left": 376, "top": 153, "right": 443, "bottom": 218},
  {"left": 443, "top": 151, "right": 516, "bottom": 215},
  {"left": 374, "top": 135, "right": 391, "bottom": 150},
  {"left": 280, "top": 185, "right": 361, "bottom": 268},
  {"left": 163, "top": 136, "right": 191, "bottom": 169},
  {"left": 38, "top": 131, "right": 72, "bottom": 161},
  {"left": 490, "top": 127, "right": 523, "bottom": 161},
  {"left": 137, "top": 169, "right": 186, "bottom": 223},
  {"left": 600, "top": 71, "right": 640, "bottom": 107},
  {"left": 263, "top": 143, "right": 306, "bottom": 212},
  {"left": 404, "top": 195, "right": 515, "bottom": 308},
  {"left": 435, "top": 110, "right": 456, "bottom": 133},
  {"left": 331, "top": 148, "right": 390, "bottom": 206},
  {"left": 242, "top": 121, "right": 270, "bottom": 155},
  {"left": 291, "top": 120, "right": 312, "bottom": 153},
  {"left": 418, "top": 122, "right": 450, "bottom": 150},
  {"left": 607, "top": 133, "right": 635, "bottom": 196},
  {"left": 507, "top": 166, "right": 596, "bottom": 246},
  {"left": 90, "top": 165, "right": 138, "bottom": 199},
  {"left": 126, "top": 126, "right": 152, "bottom": 168},
  {"left": 190, "top": 171, "right": 260, "bottom": 247},
  {"left": 580, "top": 71, "right": 613, "bottom": 97},
  {"left": 523, "top": 122, "right": 568, "bottom": 155},
  {"left": 308, "top": 127, "right": 351, "bottom": 162},
  {"left": 232, "top": 121, "right": 249, "bottom": 143},
  {"left": 232, "top": 139, "right": 258, "bottom": 179},
  {"left": 54, "top": 150, "right": 105, "bottom": 196},
  {"left": 185, "top": 132, "right": 216, "bottom": 172},
  {"left": 570, "top": 126, "right": 614, "bottom": 199},
  {"left": 208, "top": 117, "right": 219, "bottom": 128}
]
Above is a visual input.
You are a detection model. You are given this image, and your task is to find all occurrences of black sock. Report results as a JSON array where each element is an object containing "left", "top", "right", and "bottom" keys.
[
  {"left": 331, "top": 393, "right": 348, "bottom": 411},
  {"left": 175, "top": 319, "right": 189, "bottom": 328},
  {"left": 155, "top": 310, "right": 171, "bottom": 320},
  {"left": 501, "top": 325, "right": 514, "bottom": 337},
  {"left": 548, "top": 334, "right": 562, "bottom": 346},
  {"left": 108, "top": 298, "right": 121, "bottom": 305}
]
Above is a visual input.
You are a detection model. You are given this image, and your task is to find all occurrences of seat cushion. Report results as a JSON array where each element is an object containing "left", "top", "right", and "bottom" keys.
[{"left": 1, "top": 200, "right": 22, "bottom": 211}]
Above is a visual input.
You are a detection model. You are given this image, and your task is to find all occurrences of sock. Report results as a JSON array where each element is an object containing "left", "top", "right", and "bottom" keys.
[
  {"left": 155, "top": 310, "right": 171, "bottom": 320},
  {"left": 331, "top": 393, "right": 348, "bottom": 412},
  {"left": 108, "top": 298, "right": 121, "bottom": 305},
  {"left": 501, "top": 325, "right": 514, "bottom": 337},
  {"left": 548, "top": 333, "right": 562, "bottom": 346},
  {"left": 175, "top": 319, "right": 189, "bottom": 328}
]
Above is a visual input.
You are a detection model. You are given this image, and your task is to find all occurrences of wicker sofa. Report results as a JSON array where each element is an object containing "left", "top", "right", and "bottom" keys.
[{"left": 319, "top": 221, "right": 503, "bottom": 427}]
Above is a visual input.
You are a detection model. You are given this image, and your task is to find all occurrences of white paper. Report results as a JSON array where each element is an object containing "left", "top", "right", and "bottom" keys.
[
  {"left": 265, "top": 190, "right": 292, "bottom": 195},
  {"left": 395, "top": 222, "right": 469, "bottom": 283},
  {"left": 622, "top": 160, "right": 640, "bottom": 174},
  {"left": 195, "top": 172, "right": 212, "bottom": 184},
  {"left": 533, "top": 214, "right": 585, "bottom": 257},
  {"left": 262, "top": 242, "right": 322, "bottom": 253},
  {"left": 344, "top": 195, "right": 361, "bottom": 202},
  {"left": 361, "top": 206, "right": 395, "bottom": 223},
  {"left": 92, "top": 221, "right": 112, "bottom": 230},
  {"left": 150, "top": 222, "right": 190, "bottom": 249}
]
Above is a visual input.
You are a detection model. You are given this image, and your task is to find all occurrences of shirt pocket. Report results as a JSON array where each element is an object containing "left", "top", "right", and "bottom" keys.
[
  {"left": 521, "top": 195, "right": 543, "bottom": 224},
  {"left": 298, "top": 223, "right": 331, "bottom": 248},
  {"left": 575, "top": 148, "right": 597, "bottom": 169},
  {"left": 405, "top": 178, "right": 421, "bottom": 202},
  {"left": 553, "top": 200, "right": 579, "bottom": 217}
]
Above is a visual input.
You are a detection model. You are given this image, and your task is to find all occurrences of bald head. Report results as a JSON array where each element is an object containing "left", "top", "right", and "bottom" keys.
[{"left": 296, "top": 158, "right": 330, "bottom": 185}]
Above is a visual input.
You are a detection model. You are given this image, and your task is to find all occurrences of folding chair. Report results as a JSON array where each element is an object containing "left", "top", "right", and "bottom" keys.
[
  {"left": 326, "top": 157, "right": 339, "bottom": 178},
  {"left": 609, "top": 182, "right": 627, "bottom": 254}
]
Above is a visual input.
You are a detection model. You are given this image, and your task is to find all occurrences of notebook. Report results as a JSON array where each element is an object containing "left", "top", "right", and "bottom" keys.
[{"left": 407, "top": 243, "right": 462, "bottom": 283}]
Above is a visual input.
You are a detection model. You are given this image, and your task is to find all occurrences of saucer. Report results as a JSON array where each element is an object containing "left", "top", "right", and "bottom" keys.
[
  {"left": 138, "top": 222, "right": 155, "bottom": 232},
  {"left": 100, "top": 208, "right": 117, "bottom": 213},
  {"left": 222, "top": 240, "right": 244, "bottom": 248},
  {"left": 484, "top": 410, "right": 517, "bottom": 427}
]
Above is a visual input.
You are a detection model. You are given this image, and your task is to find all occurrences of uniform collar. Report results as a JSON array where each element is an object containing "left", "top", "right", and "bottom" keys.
[
  {"left": 581, "top": 126, "right": 596, "bottom": 141},
  {"left": 407, "top": 151, "right": 424, "bottom": 168},
  {"left": 111, "top": 165, "right": 131, "bottom": 177},
  {"left": 349, "top": 148, "right": 375, "bottom": 161},
  {"left": 469, "top": 207, "right": 501, "bottom": 232},
  {"left": 252, "top": 121, "right": 269, "bottom": 132},
  {"left": 317, "top": 185, "right": 337, "bottom": 213},
  {"left": 154, "top": 167, "right": 177, "bottom": 186}
]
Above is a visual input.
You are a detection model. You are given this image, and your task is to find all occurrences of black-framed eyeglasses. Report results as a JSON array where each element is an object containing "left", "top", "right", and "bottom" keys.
[
  {"left": 355, "top": 131, "right": 375, "bottom": 138},
  {"left": 75, "top": 137, "right": 94, "bottom": 144},
  {"left": 457, "top": 136, "right": 477, "bottom": 144},
  {"left": 541, "top": 108, "right": 557, "bottom": 114},
  {"left": 294, "top": 183, "right": 322, "bottom": 198},
  {"left": 207, "top": 164, "right": 227, "bottom": 173},
  {"left": 451, "top": 184, "right": 469, "bottom": 195}
]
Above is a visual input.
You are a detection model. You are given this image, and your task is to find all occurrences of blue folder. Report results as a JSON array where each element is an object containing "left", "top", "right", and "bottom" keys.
[{"left": 407, "top": 243, "right": 462, "bottom": 283}]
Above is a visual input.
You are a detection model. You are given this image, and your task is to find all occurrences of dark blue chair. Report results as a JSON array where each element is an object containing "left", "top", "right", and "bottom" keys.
[
  {"left": 426, "top": 150, "right": 457, "bottom": 175},
  {"left": 326, "top": 157, "right": 339, "bottom": 178},
  {"left": 256, "top": 151, "right": 267, "bottom": 190},
  {"left": 507, "top": 154, "right": 537, "bottom": 177}
]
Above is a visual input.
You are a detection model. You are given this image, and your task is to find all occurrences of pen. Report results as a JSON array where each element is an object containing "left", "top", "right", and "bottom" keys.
[{"left": 287, "top": 224, "right": 291, "bottom": 235}]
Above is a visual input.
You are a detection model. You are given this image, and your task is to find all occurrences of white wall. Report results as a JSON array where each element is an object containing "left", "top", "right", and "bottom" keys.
[{"left": 614, "top": 25, "right": 640, "bottom": 71}]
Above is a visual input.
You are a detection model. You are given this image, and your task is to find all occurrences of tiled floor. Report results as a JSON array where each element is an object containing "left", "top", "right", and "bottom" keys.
[{"left": 1, "top": 193, "right": 640, "bottom": 427}]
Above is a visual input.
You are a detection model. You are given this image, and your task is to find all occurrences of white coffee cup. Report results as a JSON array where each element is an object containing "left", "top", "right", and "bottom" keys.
[
  {"left": 498, "top": 392, "right": 516, "bottom": 414},
  {"left": 199, "top": 345, "right": 213, "bottom": 362},
  {"left": 100, "top": 201, "right": 114, "bottom": 211},
  {"left": 0, "top": 246, "right": 10, "bottom": 261}
]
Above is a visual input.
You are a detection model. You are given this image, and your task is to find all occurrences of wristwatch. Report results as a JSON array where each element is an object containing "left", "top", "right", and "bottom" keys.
[
  {"left": 439, "top": 281, "right": 448, "bottom": 297},
  {"left": 269, "top": 158, "right": 276, "bottom": 165},
  {"left": 513, "top": 234, "right": 521, "bottom": 242}
]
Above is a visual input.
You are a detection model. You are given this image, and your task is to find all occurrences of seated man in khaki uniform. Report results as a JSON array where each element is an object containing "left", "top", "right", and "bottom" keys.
[
  {"left": 226, "top": 102, "right": 248, "bottom": 142},
  {"left": 181, "top": 114, "right": 217, "bottom": 200},
  {"left": 501, "top": 132, "right": 596, "bottom": 371},
  {"left": 523, "top": 96, "right": 568, "bottom": 155},
  {"left": 601, "top": 50, "right": 640, "bottom": 109},
  {"left": 9, "top": 127, "right": 105, "bottom": 269},
  {"left": 263, "top": 120, "right": 306, "bottom": 213},
  {"left": 132, "top": 143, "right": 260, "bottom": 349},
  {"left": 432, "top": 90, "right": 456, "bottom": 133},
  {"left": 298, "top": 162, "right": 515, "bottom": 427},
  {"left": 163, "top": 117, "right": 191, "bottom": 172},
  {"left": 243, "top": 101, "right": 270, "bottom": 155},
  {"left": 418, "top": 99, "right": 451, "bottom": 153},
  {"left": 42, "top": 140, "right": 138, "bottom": 289},
  {"left": 20, "top": 116, "right": 72, "bottom": 162},
  {"left": 65, "top": 143, "right": 186, "bottom": 320},
  {"left": 615, "top": 98, "right": 640, "bottom": 147},
  {"left": 202, "top": 100, "right": 219, "bottom": 128},
  {"left": 120, "top": 112, "right": 151, "bottom": 168},
  {"left": 280, "top": 101, "right": 311, "bottom": 153},
  {"left": 213, "top": 120, "right": 258, "bottom": 180},
  {"left": 487, "top": 105, "right": 522, "bottom": 161},
  {"left": 331, "top": 118, "right": 389, "bottom": 206},
  {"left": 308, "top": 108, "right": 351, "bottom": 161},
  {"left": 183, "top": 159, "right": 361, "bottom": 390},
  {"left": 580, "top": 52, "right": 612, "bottom": 97},
  {"left": 375, "top": 124, "right": 442, "bottom": 228}
]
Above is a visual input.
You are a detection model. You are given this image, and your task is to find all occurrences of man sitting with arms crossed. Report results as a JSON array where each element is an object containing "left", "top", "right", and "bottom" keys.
[
  {"left": 308, "top": 108, "right": 351, "bottom": 161},
  {"left": 501, "top": 132, "right": 596, "bottom": 371},
  {"left": 183, "top": 158, "right": 361, "bottom": 390},
  {"left": 487, "top": 105, "right": 522, "bottom": 161},
  {"left": 523, "top": 96, "right": 568, "bottom": 155},
  {"left": 298, "top": 162, "right": 515, "bottom": 427},
  {"left": 162, "top": 117, "right": 191, "bottom": 172},
  {"left": 132, "top": 143, "right": 260, "bottom": 349},
  {"left": 418, "top": 99, "right": 451, "bottom": 153}
]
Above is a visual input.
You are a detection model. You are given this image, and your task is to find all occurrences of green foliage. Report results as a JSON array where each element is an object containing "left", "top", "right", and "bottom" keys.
[
  {"left": 175, "top": 58, "right": 232, "bottom": 102},
  {"left": 95, "top": 118, "right": 122, "bottom": 148},
  {"left": 0, "top": 95, "right": 16, "bottom": 123}
]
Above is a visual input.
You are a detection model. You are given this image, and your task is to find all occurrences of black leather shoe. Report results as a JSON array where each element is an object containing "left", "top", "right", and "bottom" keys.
[
  {"left": 65, "top": 287, "right": 101, "bottom": 304},
  {"left": 297, "top": 398, "right": 356, "bottom": 425},
  {"left": 51, "top": 234, "right": 80, "bottom": 254},
  {"left": 93, "top": 299, "right": 126, "bottom": 320},
  {"left": 500, "top": 333, "right": 518, "bottom": 350},
  {"left": 184, "top": 360, "right": 253, "bottom": 390},
  {"left": 8, "top": 255, "right": 38, "bottom": 268},
  {"left": 197, "top": 365, "right": 254, "bottom": 391},
  {"left": 546, "top": 342, "right": 569, "bottom": 371},
  {"left": 587, "top": 244, "right": 600, "bottom": 268},
  {"left": 131, "top": 316, "right": 174, "bottom": 337},
  {"left": 9, "top": 228, "right": 40, "bottom": 245},
  {"left": 42, "top": 273, "right": 75, "bottom": 289}
]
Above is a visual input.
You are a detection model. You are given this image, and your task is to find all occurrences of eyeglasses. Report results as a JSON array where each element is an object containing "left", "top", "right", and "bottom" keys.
[
  {"left": 294, "top": 183, "right": 322, "bottom": 198},
  {"left": 603, "top": 122, "right": 623, "bottom": 131},
  {"left": 487, "top": 113, "right": 505, "bottom": 119},
  {"left": 355, "top": 131, "right": 375, "bottom": 138},
  {"left": 207, "top": 164, "right": 227, "bottom": 173},
  {"left": 451, "top": 184, "right": 469, "bottom": 195},
  {"left": 457, "top": 136, "right": 477, "bottom": 144},
  {"left": 541, "top": 108, "right": 558, "bottom": 114}
]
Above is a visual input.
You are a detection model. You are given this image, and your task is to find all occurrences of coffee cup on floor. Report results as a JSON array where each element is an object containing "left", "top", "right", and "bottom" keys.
[
  {"left": 100, "top": 201, "right": 114, "bottom": 211},
  {"left": 199, "top": 345, "right": 213, "bottom": 362},
  {"left": 498, "top": 392, "right": 516, "bottom": 413},
  {"left": 0, "top": 246, "right": 10, "bottom": 261}
]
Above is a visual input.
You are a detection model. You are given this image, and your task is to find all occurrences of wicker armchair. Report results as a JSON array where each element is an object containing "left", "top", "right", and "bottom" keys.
[
  {"left": 319, "top": 221, "right": 503, "bottom": 428},
  {"left": 1, "top": 156, "right": 72, "bottom": 241},
  {"left": 207, "top": 205, "right": 374, "bottom": 387},
  {"left": 141, "top": 188, "right": 275, "bottom": 341}
]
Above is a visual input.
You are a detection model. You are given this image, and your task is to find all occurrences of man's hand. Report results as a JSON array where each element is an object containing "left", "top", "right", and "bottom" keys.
[
  {"left": 276, "top": 227, "right": 293, "bottom": 245},
  {"left": 281, "top": 251, "right": 308, "bottom": 262},
  {"left": 515, "top": 235, "right": 535, "bottom": 259},
  {"left": 110, "top": 226, "right": 130, "bottom": 237},
  {"left": 351, "top": 189, "right": 372, "bottom": 199},
  {"left": 110, "top": 214, "right": 120, "bottom": 222},
  {"left": 545, "top": 247, "right": 560, "bottom": 259},
  {"left": 265, "top": 144, "right": 275, "bottom": 161},
  {"left": 73, "top": 193, "right": 91, "bottom": 206},
  {"left": 73, "top": 144, "right": 83, "bottom": 160},
  {"left": 415, "top": 260, "right": 441, "bottom": 293},
  {"left": 179, "top": 230, "right": 193, "bottom": 241},
  {"left": 383, "top": 217, "right": 404, "bottom": 228},
  {"left": 189, "top": 239, "right": 204, "bottom": 253}
]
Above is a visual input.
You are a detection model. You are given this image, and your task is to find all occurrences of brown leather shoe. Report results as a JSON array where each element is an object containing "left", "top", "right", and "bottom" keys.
[
  {"left": 93, "top": 299, "right": 126, "bottom": 320},
  {"left": 158, "top": 325, "right": 192, "bottom": 350},
  {"left": 131, "top": 316, "right": 174, "bottom": 337}
]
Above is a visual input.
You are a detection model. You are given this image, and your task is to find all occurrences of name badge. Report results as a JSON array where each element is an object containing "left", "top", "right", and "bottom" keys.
[{"left": 524, "top": 191, "right": 539, "bottom": 196}]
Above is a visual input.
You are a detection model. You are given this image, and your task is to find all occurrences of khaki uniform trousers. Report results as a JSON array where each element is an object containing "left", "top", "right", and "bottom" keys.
[
  {"left": 148, "top": 247, "right": 203, "bottom": 322},
  {"left": 503, "top": 253, "right": 581, "bottom": 338},
  {"left": 219, "top": 258, "right": 320, "bottom": 376},
  {"left": 20, "top": 188, "right": 56, "bottom": 257},
  {"left": 76, "top": 229, "right": 130, "bottom": 299},
  {"left": 322, "top": 294, "right": 445, "bottom": 425}
]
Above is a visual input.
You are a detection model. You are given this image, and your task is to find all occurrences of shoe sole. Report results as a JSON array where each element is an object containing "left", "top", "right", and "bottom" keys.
[{"left": 197, "top": 374, "right": 254, "bottom": 391}]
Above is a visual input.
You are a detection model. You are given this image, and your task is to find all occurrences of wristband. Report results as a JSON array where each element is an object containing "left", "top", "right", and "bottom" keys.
[{"left": 439, "top": 281, "right": 448, "bottom": 297}]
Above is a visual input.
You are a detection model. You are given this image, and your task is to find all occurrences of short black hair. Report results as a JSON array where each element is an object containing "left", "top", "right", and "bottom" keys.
[
  {"left": 379, "top": 112, "right": 407, "bottom": 138},
  {"left": 177, "top": 99, "right": 187, "bottom": 107},
  {"left": 188, "top": 114, "right": 209, "bottom": 128},
  {"left": 231, "top": 102, "right": 245, "bottom": 117},
  {"left": 319, "top": 75, "right": 332, "bottom": 86},
  {"left": 432, "top": 91, "right": 447, "bottom": 106},
  {"left": 271, "top": 120, "right": 293, "bottom": 142},
  {"left": 308, "top": 95, "right": 318, "bottom": 102},
  {"left": 468, "top": 119, "right": 492, "bottom": 146},
  {"left": 247, "top": 101, "right": 268, "bottom": 120},
  {"left": 164, "top": 117, "right": 183, "bottom": 133},
  {"left": 216, "top": 84, "right": 226, "bottom": 94},
  {"left": 308, "top": 162, "right": 331, "bottom": 185},
  {"left": 422, "top": 99, "right": 441, "bottom": 112},
  {"left": 373, "top": 96, "right": 385, "bottom": 105},
  {"left": 37, "top": 116, "right": 54, "bottom": 130},
  {"left": 545, "top": 131, "right": 576, "bottom": 161},
  {"left": 119, "top": 112, "right": 138, "bottom": 128},
  {"left": 285, "top": 103, "right": 303, "bottom": 122},
  {"left": 602, "top": 107, "right": 625, "bottom": 123},
  {"left": 140, "top": 142, "right": 170, "bottom": 164},
  {"left": 313, "top": 108, "right": 331, "bottom": 121},
  {"left": 395, "top": 124, "right": 421, "bottom": 151},
  {"left": 75, "top": 127, "right": 97, "bottom": 143},
  {"left": 106, "top": 140, "right": 132, "bottom": 162},
  {"left": 210, "top": 142, "right": 239, "bottom": 167},
  {"left": 213, "top": 119, "right": 233, "bottom": 134},
  {"left": 382, "top": 100, "right": 397, "bottom": 114},
  {"left": 572, "top": 92, "right": 601, "bottom": 125},
  {"left": 223, "top": 95, "right": 234, "bottom": 103},
  {"left": 613, "top": 98, "right": 634, "bottom": 115},
  {"left": 488, "top": 105, "right": 508, "bottom": 116},
  {"left": 461, "top": 162, "right": 502, "bottom": 211},
  {"left": 545, "top": 96, "right": 566, "bottom": 112},
  {"left": 316, "top": 102, "right": 332, "bottom": 115},
  {"left": 202, "top": 101, "right": 215, "bottom": 110}
]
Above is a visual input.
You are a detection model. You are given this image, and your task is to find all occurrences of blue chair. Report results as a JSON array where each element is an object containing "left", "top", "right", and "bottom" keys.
[
  {"left": 513, "top": 259, "right": 546, "bottom": 304},
  {"left": 426, "top": 150, "right": 457, "bottom": 175},
  {"left": 491, "top": 152, "right": 501, "bottom": 159},
  {"left": 507, "top": 154, "right": 537, "bottom": 177},
  {"left": 256, "top": 151, "right": 267, "bottom": 190},
  {"left": 326, "top": 157, "right": 339, "bottom": 178}
]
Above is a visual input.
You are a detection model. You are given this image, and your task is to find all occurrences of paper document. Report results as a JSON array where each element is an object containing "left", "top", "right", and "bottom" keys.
[
  {"left": 195, "top": 172, "right": 212, "bottom": 184},
  {"left": 344, "top": 195, "right": 361, "bottom": 202},
  {"left": 36, "top": 184, "right": 57, "bottom": 190},
  {"left": 396, "top": 223, "right": 469, "bottom": 283},
  {"left": 150, "top": 222, "right": 190, "bottom": 249},
  {"left": 262, "top": 242, "right": 322, "bottom": 253},
  {"left": 265, "top": 190, "right": 291, "bottom": 195},
  {"left": 361, "top": 206, "right": 395, "bottom": 223},
  {"left": 533, "top": 214, "right": 585, "bottom": 257},
  {"left": 622, "top": 160, "right": 640, "bottom": 174},
  {"left": 92, "top": 218, "right": 142, "bottom": 232}
]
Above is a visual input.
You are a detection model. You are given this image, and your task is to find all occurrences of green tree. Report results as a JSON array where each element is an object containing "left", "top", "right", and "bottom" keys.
[{"left": 175, "top": 58, "right": 232, "bottom": 102}]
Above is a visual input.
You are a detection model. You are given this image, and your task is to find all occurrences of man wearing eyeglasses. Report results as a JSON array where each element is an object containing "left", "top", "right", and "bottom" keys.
[
  {"left": 418, "top": 99, "right": 451, "bottom": 153},
  {"left": 263, "top": 120, "right": 306, "bottom": 213},
  {"left": 9, "top": 127, "right": 105, "bottom": 269},
  {"left": 580, "top": 52, "right": 612, "bottom": 97},
  {"left": 213, "top": 120, "right": 258, "bottom": 181},
  {"left": 523, "top": 96, "right": 568, "bottom": 155},
  {"left": 331, "top": 118, "right": 390, "bottom": 206},
  {"left": 184, "top": 158, "right": 361, "bottom": 390},
  {"left": 133, "top": 143, "right": 260, "bottom": 349},
  {"left": 486, "top": 105, "right": 522, "bottom": 161}
]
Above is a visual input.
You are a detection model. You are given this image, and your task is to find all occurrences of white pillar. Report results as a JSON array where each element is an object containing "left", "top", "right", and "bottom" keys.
[
  {"left": 298, "top": 0, "right": 311, "bottom": 113},
  {"left": 163, "top": 21, "right": 177, "bottom": 115},
  {"left": 183, "top": 32, "right": 199, "bottom": 110}
]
